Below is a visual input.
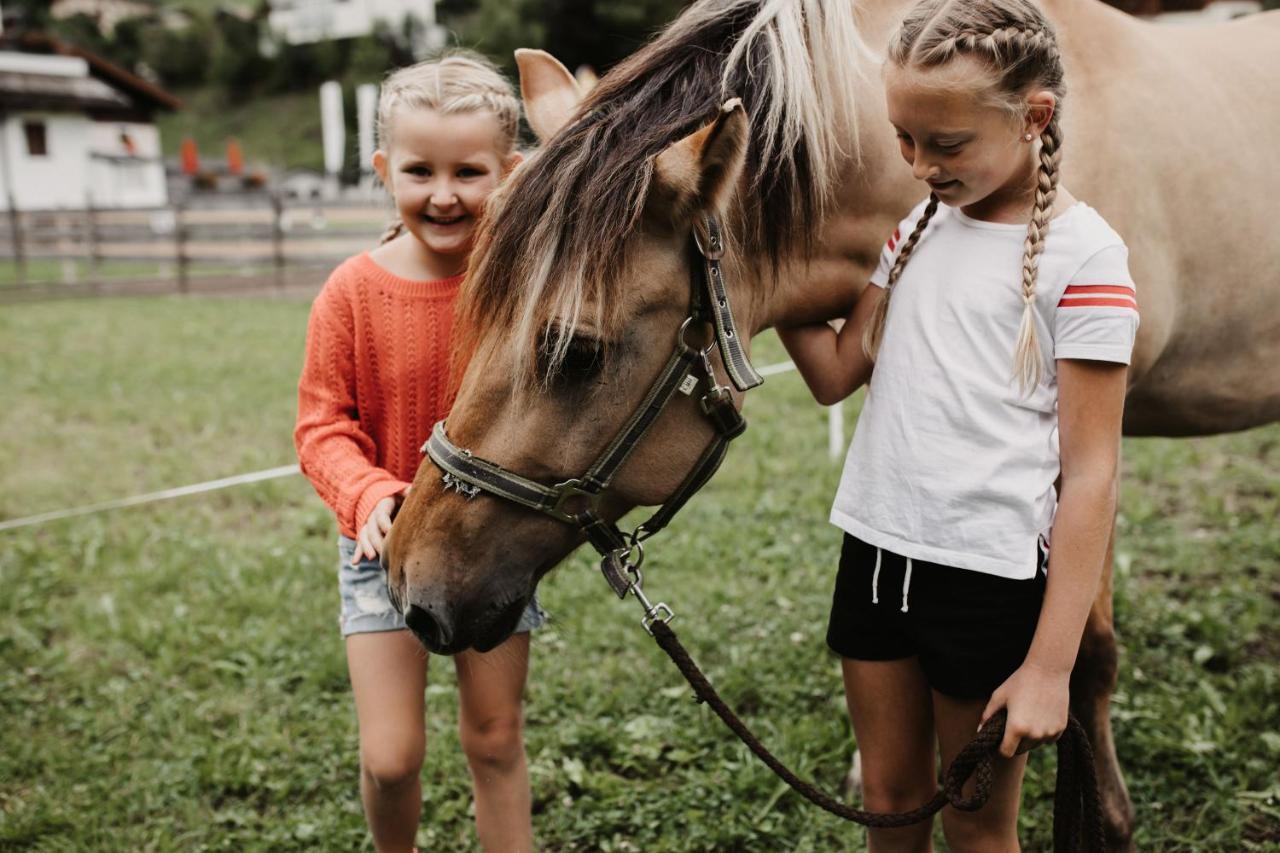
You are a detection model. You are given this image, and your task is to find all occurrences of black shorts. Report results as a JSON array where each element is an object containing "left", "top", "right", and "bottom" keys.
[{"left": 826, "top": 534, "right": 1047, "bottom": 700}]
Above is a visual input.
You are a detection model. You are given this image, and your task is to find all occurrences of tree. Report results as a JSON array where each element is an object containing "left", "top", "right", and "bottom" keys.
[
  {"left": 209, "top": 13, "right": 268, "bottom": 97},
  {"left": 439, "top": 0, "right": 687, "bottom": 76},
  {"left": 142, "top": 15, "right": 214, "bottom": 87}
]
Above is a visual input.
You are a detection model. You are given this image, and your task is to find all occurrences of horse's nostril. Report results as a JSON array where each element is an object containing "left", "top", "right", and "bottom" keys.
[{"left": 404, "top": 604, "right": 452, "bottom": 650}]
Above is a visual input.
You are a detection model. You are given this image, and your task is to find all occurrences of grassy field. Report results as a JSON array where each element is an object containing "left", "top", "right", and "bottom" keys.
[{"left": 1, "top": 296, "right": 1277, "bottom": 851}]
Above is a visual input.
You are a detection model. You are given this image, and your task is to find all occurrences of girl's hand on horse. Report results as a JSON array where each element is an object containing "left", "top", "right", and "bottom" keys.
[
  {"left": 980, "top": 661, "right": 1070, "bottom": 758},
  {"left": 353, "top": 491, "right": 406, "bottom": 564}
]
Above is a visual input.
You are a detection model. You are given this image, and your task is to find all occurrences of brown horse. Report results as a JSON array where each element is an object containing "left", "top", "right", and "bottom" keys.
[{"left": 384, "top": 0, "right": 1280, "bottom": 847}]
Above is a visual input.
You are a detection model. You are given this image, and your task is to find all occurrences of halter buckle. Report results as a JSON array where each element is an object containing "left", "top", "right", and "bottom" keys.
[
  {"left": 549, "top": 478, "right": 602, "bottom": 523},
  {"left": 692, "top": 216, "right": 725, "bottom": 261}
]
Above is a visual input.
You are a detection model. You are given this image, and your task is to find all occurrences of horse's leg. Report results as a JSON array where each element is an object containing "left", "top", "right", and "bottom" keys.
[{"left": 1069, "top": 509, "right": 1136, "bottom": 851}]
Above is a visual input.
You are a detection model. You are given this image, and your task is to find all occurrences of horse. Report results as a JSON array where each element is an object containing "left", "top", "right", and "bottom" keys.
[{"left": 383, "top": 0, "right": 1280, "bottom": 847}]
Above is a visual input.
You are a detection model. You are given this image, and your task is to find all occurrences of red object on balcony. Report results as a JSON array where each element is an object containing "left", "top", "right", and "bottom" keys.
[
  {"left": 226, "top": 139, "right": 243, "bottom": 176},
  {"left": 180, "top": 137, "right": 199, "bottom": 175}
]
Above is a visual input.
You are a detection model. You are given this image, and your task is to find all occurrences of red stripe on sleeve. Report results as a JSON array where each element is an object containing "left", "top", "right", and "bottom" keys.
[
  {"left": 1063, "top": 284, "right": 1135, "bottom": 297},
  {"left": 1057, "top": 297, "right": 1139, "bottom": 311}
]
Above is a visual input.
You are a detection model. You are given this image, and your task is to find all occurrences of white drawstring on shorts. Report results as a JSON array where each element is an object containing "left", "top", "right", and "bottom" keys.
[
  {"left": 901, "top": 558, "right": 913, "bottom": 613},
  {"left": 871, "top": 547, "right": 882, "bottom": 604}
]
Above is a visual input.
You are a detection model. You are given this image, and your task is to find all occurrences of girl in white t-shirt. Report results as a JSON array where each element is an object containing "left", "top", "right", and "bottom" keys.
[{"left": 779, "top": 0, "right": 1137, "bottom": 848}]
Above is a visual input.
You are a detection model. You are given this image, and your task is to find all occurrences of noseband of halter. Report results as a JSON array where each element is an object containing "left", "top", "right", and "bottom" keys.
[{"left": 423, "top": 214, "right": 763, "bottom": 602}]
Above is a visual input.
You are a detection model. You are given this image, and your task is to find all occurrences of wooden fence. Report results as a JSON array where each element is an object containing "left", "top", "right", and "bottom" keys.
[{"left": 0, "top": 196, "right": 392, "bottom": 301}]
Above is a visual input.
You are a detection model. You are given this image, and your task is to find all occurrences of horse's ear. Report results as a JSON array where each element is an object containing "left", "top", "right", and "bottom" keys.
[
  {"left": 653, "top": 99, "right": 749, "bottom": 220},
  {"left": 515, "top": 49, "right": 582, "bottom": 143}
]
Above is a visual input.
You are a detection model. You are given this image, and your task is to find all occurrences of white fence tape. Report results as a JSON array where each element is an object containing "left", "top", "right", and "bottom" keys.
[
  {"left": 1, "top": 358, "right": 848, "bottom": 533},
  {"left": 0, "top": 465, "right": 301, "bottom": 532}
]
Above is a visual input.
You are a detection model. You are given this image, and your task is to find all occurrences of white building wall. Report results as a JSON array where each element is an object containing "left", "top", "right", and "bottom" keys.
[
  {"left": 0, "top": 113, "right": 92, "bottom": 210},
  {"left": 0, "top": 116, "right": 168, "bottom": 210},
  {"left": 269, "top": 0, "right": 438, "bottom": 45},
  {"left": 87, "top": 122, "right": 168, "bottom": 208}
]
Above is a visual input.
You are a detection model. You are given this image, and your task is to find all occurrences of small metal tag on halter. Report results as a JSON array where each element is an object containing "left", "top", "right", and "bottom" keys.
[{"left": 678, "top": 375, "right": 699, "bottom": 395}]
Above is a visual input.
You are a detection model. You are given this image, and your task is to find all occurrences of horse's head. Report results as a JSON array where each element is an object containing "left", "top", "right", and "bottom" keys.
[
  {"left": 384, "top": 50, "right": 757, "bottom": 653},
  {"left": 385, "top": 0, "right": 865, "bottom": 652}
]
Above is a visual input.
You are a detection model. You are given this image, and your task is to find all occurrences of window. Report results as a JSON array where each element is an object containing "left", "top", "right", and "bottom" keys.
[{"left": 24, "top": 122, "right": 48, "bottom": 157}]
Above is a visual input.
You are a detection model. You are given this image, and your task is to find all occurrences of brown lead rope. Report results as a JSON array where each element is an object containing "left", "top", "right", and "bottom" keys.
[{"left": 646, "top": 619, "right": 1105, "bottom": 851}]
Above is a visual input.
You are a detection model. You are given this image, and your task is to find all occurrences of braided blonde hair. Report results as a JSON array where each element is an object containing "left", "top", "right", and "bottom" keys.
[
  {"left": 864, "top": 0, "right": 1066, "bottom": 392},
  {"left": 376, "top": 51, "right": 521, "bottom": 244}
]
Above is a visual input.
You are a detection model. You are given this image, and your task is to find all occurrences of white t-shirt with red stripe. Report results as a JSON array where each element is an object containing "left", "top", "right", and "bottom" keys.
[{"left": 830, "top": 199, "right": 1138, "bottom": 580}]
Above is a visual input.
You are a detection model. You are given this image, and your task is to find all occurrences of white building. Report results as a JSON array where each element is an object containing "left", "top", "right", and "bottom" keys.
[
  {"left": 48, "top": 0, "right": 157, "bottom": 36},
  {"left": 0, "top": 35, "right": 178, "bottom": 210},
  {"left": 267, "top": 0, "right": 444, "bottom": 53}
]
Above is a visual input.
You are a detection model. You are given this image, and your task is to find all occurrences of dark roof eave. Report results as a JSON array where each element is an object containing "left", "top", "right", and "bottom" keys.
[{"left": 13, "top": 32, "right": 182, "bottom": 112}]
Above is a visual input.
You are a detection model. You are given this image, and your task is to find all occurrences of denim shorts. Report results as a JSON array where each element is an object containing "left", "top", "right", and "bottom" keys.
[{"left": 337, "top": 536, "right": 548, "bottom": 638}]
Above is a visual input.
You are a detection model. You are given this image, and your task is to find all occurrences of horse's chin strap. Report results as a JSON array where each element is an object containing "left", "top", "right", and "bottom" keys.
[{"left": 423, "top": 213, "right": 761, "bottom": 616}]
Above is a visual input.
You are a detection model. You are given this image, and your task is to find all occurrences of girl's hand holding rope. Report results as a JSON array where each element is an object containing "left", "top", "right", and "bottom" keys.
[{"left": 980, "top": 660, "right": 1071, "bottom": 758}]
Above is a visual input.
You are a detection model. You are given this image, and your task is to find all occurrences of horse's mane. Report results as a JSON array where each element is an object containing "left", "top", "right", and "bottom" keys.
[{"left": 463, "top": 0, "right": 872, "bottom": 379}]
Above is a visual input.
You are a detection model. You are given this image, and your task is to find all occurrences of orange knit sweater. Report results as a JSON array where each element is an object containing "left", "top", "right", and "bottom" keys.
[{"left": 295, "top": 252, "right": 464, "bottom": 538}]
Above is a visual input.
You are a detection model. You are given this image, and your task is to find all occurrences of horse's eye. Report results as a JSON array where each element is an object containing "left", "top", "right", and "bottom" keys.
[
  {"left": 561, "top": 336, "right": 603, "bottom": 379},
  {"left": 538, "top": 330, "right": 603, "bottom": 384}
]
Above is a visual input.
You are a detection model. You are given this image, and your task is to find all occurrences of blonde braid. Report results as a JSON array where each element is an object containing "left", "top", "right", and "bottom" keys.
[
  {"left": 1012, "top": 113, "right": 1062, "bottom": 391},
  {"left": 379, "top": 217, "right": 405, "bottom": 245},
  {"left": 862, "top": 193, "right": 940, "bottom": 360}
]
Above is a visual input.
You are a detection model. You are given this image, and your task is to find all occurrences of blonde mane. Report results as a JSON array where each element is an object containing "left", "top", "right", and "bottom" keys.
[{"left": 463, "top": 0, "right": 872, "bottom": 381}]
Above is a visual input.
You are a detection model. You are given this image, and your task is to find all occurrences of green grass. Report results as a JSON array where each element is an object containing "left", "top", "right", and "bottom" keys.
[
  {"left": 1, "top": 297, "right": 1277, "bottom": 850},
  {"left": 0, "top": 260, "right": 265, "bottom": 289},
  {"left": 0, "top": 260, "right": 166, "bottom": 288}
]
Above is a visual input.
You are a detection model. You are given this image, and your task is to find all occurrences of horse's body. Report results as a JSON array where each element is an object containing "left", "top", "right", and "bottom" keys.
[
  {"left": 386, "top": 2, "right": 1280, "bottom": 848},
  {"left": 801, "top": 0, "right": 1280, "bottom": 436}
]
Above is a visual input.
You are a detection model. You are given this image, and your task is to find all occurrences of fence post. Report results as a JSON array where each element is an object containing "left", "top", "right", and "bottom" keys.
[
  {"left": 7, "top": 207, "right": 25, "bottom": 287},
  {"left": 828, "top": 401, "right": 844, "bottom": 460},
  {"left": 271, "top": 192, "right": 285, "bottom": 290},
  {"left": 174, "top": 201, "right": 188, "bottom": 294},
  {"left": 87, "top": 205, "right": 101, "bottom": 294}
]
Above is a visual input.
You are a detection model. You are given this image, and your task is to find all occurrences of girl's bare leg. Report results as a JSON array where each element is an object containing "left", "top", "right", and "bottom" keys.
[
  {"left": 455, "top": 633, "right": 533, "bottom": 853},
  {"left": 346, "top": 630, "right": 429, "bottom": 853},
  {"left": 842, "top": 657, "right": 939, "bottom": 853},
  {"left": 933, "top": 691, "right": 1029, "bottom": 853}
]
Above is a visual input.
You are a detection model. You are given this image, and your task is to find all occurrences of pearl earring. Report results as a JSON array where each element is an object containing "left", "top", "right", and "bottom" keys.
[{"left": 1024, "top": 132, "right": 1034, "bottom": 141}]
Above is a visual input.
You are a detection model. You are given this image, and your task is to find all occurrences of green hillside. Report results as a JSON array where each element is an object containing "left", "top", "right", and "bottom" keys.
[{"left": 157, "top": 87, "right": 326, "bottom": 173}]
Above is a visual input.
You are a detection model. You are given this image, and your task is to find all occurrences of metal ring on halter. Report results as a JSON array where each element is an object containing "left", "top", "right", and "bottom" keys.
[
  {"left": 623, "top": 536, "right": 645, "bottom": 571},
  {"left": 678, "top": 316, "right": 716, "bottom": 356},
  {"left": 626, "top": 564, "right": 645, "bottom": 592}
]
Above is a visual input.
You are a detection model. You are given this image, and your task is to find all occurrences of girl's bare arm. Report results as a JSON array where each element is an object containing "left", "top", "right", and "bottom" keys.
[
  {"left": 983, "top": 358, "right": 1128, "bottom": 757},
  {"left": 775, "top": 284, "right": 884, "bottom": 405}
]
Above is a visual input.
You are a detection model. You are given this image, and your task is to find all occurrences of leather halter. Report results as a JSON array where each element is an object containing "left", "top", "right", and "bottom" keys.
[{"left": 423, "top": 214, "right": 763, "bottom": 608}]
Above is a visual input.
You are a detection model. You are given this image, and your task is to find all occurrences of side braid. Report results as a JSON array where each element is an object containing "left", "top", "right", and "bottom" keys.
[
  {"left": 862, "top": 193, "right": 940, "bottom": 360},
  {"left": 1012, "top": 112, "right": 1063, "bottom": 391},
  {"left": 379, "top": 217, "right": 405, "bottom": 245}
]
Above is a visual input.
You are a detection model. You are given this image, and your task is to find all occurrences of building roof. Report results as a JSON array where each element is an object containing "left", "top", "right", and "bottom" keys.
[
  {"left": 0, "top": 32, "right": 180, "bottom": 114},
  {"left": 0, "top": 64, "right": 132, "bottom": 112}
]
